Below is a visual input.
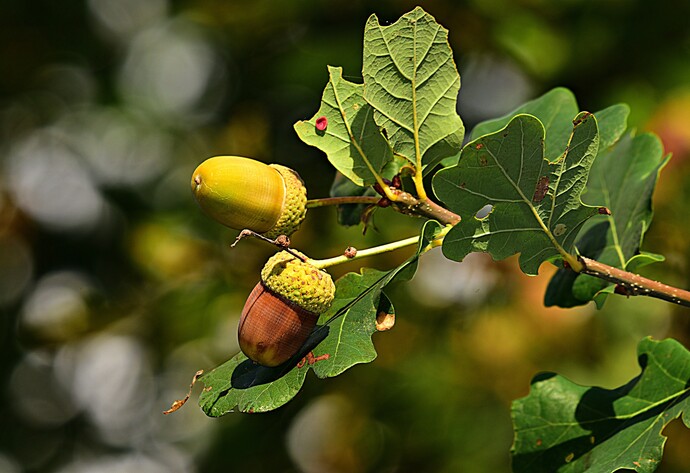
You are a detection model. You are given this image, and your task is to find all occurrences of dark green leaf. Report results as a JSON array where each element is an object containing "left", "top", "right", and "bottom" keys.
[
  {"left": 545, "top": 132, "right": 670, "bottom": 307},
  {"left": 363, "top": 7, "right": 464, "bottom": 174},
  {"left": 294, "top": 66, "right": 393, "bottom": 186},
  {"left": 471, "top": 88, "right": 578, "bottom": 161},
  {"left": 512, "top": 337, "right": 690, "bottom": 473},
  {"left": 433, "top": 112, "right": 599, "bottom": 275},
  {"left": 470, "top": 88, "right": 628, "bottom": 162},
  {"left": 199, "top": 352, "right": 310, "bottom": 415},
  {"left": 311, "top": 219, "right": 441, "bottom": 378}
]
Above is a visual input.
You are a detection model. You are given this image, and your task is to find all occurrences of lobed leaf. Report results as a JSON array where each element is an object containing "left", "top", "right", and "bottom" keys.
[
  {"left": 511, "top": 337, "right": 690, "bottom": 473},
  {"left": 433, "top": 112, "right": 600, "bottom": 275},
  {"left": 363, "top": 7, "right": 465, "bottom": 174},
  {"left": 294, "top": 65, "right": 393, "bottom": 186},
  {"left": 199, "top": 221, "right": 442, "bottom": 415},
  {"left": 312, "top": 220, "right": 440, "bottom": 378},
  {"left": 545, "top": 132, "right": 670, "bottom": 307}
]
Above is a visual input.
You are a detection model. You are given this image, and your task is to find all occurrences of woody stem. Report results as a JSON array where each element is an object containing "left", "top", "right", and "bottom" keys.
[{"left": 577, "top": 256, "right": 690, "bottom": 307}]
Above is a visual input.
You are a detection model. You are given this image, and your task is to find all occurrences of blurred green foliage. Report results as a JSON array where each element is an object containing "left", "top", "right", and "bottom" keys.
[{"left": 1, "top": 0, "right": 690, "bottom": 472}]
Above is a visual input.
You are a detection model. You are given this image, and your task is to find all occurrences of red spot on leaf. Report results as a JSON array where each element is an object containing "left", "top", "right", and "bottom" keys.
[
  {"left": 315, "top": 116, "right": 328, "bottom": 131},
  {"left": 475, "top": 143, "right": 484, "bottom": 150}
]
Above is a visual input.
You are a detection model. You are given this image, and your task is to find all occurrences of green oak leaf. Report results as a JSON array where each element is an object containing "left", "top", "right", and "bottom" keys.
[
  {"left": 471, "top": 88, "right": 628, "bottom": 161},
  {"left": 363, "top": 7, "right": 464, "bottom": 174},
  {"left": 511, "top": 337, "right": 690, "bottom": 473},
  {"left": 199, "top": 221, "right": 441, "bottom": 415},
  {"left": 312, "top": 220, "right": 440, "bottom": 378},
  {"left": 294, "top": 65, "right": 393, "bottom": 186},
  {"left": 545, "top": 132, "right": 670, "bottom": 308},
  {"left": 433, "top": 112, "right": 599, "bottom": 275},
  {"left": 198, "top": 351, "right": 309, "bottom": 415}
]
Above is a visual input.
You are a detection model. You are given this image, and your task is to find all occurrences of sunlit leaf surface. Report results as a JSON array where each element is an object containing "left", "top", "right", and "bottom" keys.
[
  {"left": 434, "top": 112, "right": 599, "bottom": 275},
  {"left": 363, "top": 7, "right": 464, "bottom": 173}
]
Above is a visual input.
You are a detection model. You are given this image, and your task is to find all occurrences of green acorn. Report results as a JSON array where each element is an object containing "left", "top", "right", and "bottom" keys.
[
  {"left": 238, "top": 250, "right": 336, "bottom": 367},
  {"left": 191, "top": 156, "right": 307, "bottom": 238}
]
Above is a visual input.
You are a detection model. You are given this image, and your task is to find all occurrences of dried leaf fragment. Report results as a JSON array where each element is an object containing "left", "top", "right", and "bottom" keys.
[{"left": 163, "top": 369, "right": 204, "bottom": 415}]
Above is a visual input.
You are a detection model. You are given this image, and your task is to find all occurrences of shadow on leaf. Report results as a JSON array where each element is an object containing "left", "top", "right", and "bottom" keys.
[
  {"left": 230, "top": 325, "right": 330, "bottom": 389},
  {"left": 513, "top": 354, "right": 690, "bottom": 473}
]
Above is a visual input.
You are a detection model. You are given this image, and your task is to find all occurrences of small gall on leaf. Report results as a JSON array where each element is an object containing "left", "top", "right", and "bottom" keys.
[
  {"left": 598, "top": 207, "right": 612, "bottom": 215},
  {"left": 344, "top": 246, "right": 357, "bottom": 258},
  {"left": 315, "top": 116, "right": 328, "bottom": 131}
]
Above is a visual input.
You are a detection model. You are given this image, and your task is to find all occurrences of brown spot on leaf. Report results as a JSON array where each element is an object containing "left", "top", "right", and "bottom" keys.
[
  {"left": 553, "top": 223, "right": 567, "bottom": 236},
  {"left": 572, "top": 112, "right": 593, "bottom": 126},
  {"left": 475, "top": 143, "right": 484, "bottom": 150},
  {"left": 533, "top": 176, "right": 549, "bottom": 202},
  {"left": 479, "top": 156, "right": 488, "bottom": 166}
]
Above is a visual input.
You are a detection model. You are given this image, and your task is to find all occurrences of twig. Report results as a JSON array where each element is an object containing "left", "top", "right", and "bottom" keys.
[
  {"left": 306, "top": 196, "right": 382, "bottom": 208},
  {"left": 578, "top": 256, "right": 690, "bottom": 307},
  {"left": 231, "top": 230, "right": 306, "bottom": 261},
  {"left": 390, "top": 192, "right": 461, "bottom": 226}
]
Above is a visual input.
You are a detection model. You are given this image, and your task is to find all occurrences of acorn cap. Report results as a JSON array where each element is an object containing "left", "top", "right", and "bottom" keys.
[
  {"left": 265, "top": 164, "right": 307, "bottom": 239},
  {"left": 260, "top": 250, "right": 335, "bottom": 315},
  {"left": 191, "top": 156, "right": 307, "bottom": 237}
]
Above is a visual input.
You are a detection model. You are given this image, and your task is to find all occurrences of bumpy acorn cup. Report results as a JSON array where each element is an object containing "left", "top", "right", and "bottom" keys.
[
  {"left": 191, "top": 156, "right": 307, "bottom": 239},
  {"left": 238, "top": 250, "right": 336, "bottom": 367}
]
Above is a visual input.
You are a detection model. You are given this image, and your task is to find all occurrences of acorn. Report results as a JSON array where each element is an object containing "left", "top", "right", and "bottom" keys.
[
  {"left": 191, "top": 156, "right": 307, "bottom": 239},
  {"left": 238, "top": 250, "right": 336, "bottom": 367}
]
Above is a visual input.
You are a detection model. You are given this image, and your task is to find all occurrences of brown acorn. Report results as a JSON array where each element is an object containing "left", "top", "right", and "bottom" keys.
[{"left": 238, "top": 250, "right": 336, "bottom": 367}]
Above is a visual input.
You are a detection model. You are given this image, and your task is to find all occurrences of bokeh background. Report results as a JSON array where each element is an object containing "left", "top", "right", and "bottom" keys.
[{"left": 2, "top": 0, "right": 690, "bottom": 472}]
